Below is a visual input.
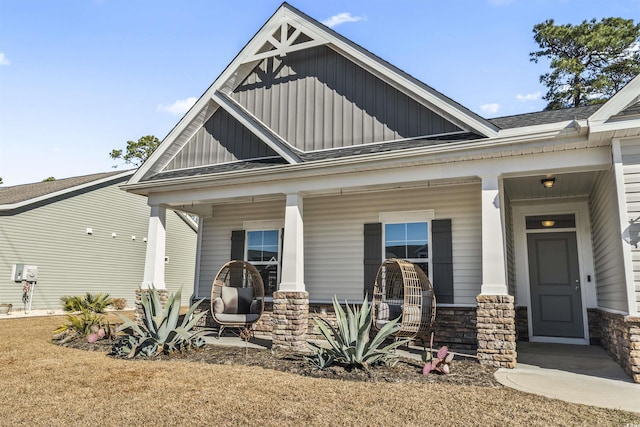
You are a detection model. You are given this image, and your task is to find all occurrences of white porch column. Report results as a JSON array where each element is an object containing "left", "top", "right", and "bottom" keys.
[
  {"left": 141, "top": 205, "right": 166, "bottom": 290},
  {"left": 279, "top": 193, "right": 305, "bottom": 292},
  {"left": 480, "top": 175, "right": 508, "bottom": 295}
]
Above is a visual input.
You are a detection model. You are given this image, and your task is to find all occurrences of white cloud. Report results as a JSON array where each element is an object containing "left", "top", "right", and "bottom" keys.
[
  {"left": 321, "top": 12, "right": 365, "bottom": 28},
  {"left": 516, "top": 91, "right": 541, "bottom": 102},
  {"left": 0, "top": 52, "right": 10, "bottom": 65},
  {"left": 480, "top": 103, "right": 501, "bottom": 114},
  {"left": 157, "top": 97, "right": 197, "bottom": 115}
]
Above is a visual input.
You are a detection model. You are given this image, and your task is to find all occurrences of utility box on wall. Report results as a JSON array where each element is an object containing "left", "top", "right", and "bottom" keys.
[{"left": 11, "top": 264, "right": 38, "bottom": 282}]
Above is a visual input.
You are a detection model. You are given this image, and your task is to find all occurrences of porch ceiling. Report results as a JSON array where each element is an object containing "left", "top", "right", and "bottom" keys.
[{"left": 504, "top": 171, "right": 598, "bottom": 201}]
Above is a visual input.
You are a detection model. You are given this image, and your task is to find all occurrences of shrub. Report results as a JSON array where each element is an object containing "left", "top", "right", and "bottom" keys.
[
  {"left": 53, "top": 309, "right": 114, "bottom": 343},
  {"left": 111, "top": 287, "right": 208, "bottom": 358},
  {"left": 111, "top": 298, "right": 127, "bottom": 310},
  {"left": 60, "top": 292, "right": 113, "bottom": 313},
  {"left": 307, "top": 296, "right": 408, "bottom": 370},
  {"left": 422, "top": 332, "right": 454, "bottom": 375}
]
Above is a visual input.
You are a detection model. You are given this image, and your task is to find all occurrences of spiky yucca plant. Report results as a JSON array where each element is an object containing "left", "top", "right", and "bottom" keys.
[
  {"left": 60, "top": 292, "right": 113, "bottom": 313},
  {"left": 308, "top": 296, "right": 408, "bottom": 370},
  {"left": 112, "top": 287, "right": 208, "bottom": 358}
]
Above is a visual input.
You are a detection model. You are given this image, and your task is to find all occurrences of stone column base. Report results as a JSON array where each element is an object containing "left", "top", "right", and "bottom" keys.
[
  {"left": 135, "top": 288, "right": 169, "bottom": 324},
  {"left": 476, "top": 294, "right": 517, "bottom": 368},
  {"left": 271, "top": 291, "right": 309, "bottom": 351},
  {"left": 593, "top": 309, "right": 640, "bottom": 383}
]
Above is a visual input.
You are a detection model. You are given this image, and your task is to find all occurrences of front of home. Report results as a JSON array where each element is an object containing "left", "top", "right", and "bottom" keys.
[{"left": 122, "top": 3, "right": 640, "bottom": 381}]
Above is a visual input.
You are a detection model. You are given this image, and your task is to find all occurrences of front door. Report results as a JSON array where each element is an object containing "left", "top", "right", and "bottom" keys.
[{"left": 527, "top": 232, "right": 584, "bottom": 338}]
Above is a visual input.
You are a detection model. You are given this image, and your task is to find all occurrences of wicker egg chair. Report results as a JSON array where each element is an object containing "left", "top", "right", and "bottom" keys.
[
  {"left": 210, "top": 260, "right": 265, "bottom": 337},
  {"left": 371, "top": 258, "right": 436, "bottom": 339}
]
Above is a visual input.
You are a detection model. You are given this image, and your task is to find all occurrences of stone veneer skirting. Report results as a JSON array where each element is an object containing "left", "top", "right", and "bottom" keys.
[
  {"left": 135, "top": 288, "right": 169, "bottom": 323},
  {"left": 195, "top": 298, "right": 479, "bottom": 349},
  {"left": 589, "top": 308, "right": 640, "bottom": 383},
  {"left": 476, "top": 295, "right": 517, "bottom": 368}
]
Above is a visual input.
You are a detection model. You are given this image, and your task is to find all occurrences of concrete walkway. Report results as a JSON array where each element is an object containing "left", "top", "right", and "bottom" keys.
[{"left": 495, "top": 342, "right": 640, "bottom": 413}]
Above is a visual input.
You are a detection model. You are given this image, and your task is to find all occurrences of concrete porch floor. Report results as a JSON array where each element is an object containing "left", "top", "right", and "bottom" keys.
[{"left": 495, "top": 342, "right": 640, "bottom": 413}]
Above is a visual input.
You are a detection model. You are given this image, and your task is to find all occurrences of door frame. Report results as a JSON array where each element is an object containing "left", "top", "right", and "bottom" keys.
[{"left": 513, "top": 199, "right": 596, "bottom": 345}]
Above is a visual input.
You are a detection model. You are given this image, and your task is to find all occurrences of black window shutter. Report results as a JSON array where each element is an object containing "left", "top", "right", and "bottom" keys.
[
  {"left": 363, "top": 223, "right": 382, "bottom": 299},
  {"left": 432, "top": 219, "right": 454, "bottom": 304},
  {"left": 230, "top": 230, "right": 245, "bottom": 260}
]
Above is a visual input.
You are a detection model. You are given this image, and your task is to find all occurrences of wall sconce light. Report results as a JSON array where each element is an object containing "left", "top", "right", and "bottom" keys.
[
  {"left": 541, "top": 220, "right": 556, "bottom": 227},
  {"left": 541, "top": 177, "right": 555, "bottom": 188}
]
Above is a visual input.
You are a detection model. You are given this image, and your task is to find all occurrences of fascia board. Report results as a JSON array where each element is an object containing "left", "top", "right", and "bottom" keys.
[
  {"left": 589, "top": 73, "right": 640, "bottom": 123},
  {"left": 589, "top": 117, "right": 640, "bottom": 135},
  {"left": 122, "top": 127, "right": 586, "bottom": 195},
  {"left": 0, "top": 170, "right": 135, "bottom": 212},
  {"left": 495, "top": 120, "right": 586, "bottom": 138}
]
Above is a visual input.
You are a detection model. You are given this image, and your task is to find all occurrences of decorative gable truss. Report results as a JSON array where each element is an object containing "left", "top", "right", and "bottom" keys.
[{"left": 131, "top": 4, "right": 498, "bottom": 184}]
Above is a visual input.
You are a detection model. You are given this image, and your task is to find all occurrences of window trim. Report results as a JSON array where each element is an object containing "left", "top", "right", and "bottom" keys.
[
  {"left": 243, "top": 221, "right": 283, "bottom": 298},
  {"left": 380, "top": 210, "right": 434, "bottom": 278}
]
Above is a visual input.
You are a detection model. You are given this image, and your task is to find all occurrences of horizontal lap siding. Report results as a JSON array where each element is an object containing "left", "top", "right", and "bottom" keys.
[
  {"left": 0, "top": 185, "right": 196, "bottom": 309},
  {"left": 589, "top": 168, "right": 628, "bottom": 311},
  {"left": 622, "top": 138, "right": 640, "bottom": 311},
  {"left": 304, "top": 184, "right": 481, "bottom": 304},
  {"left": 195, "top": 185, "right": 481, "bottom": 304},
  {"left": 196, "top": 200, "right": 285, "bottom": 298},
  {"left": 503, "top": 189, "right": 516, "bottom": 298}
]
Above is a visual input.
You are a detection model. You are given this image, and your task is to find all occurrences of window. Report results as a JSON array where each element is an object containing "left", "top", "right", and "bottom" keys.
[
  {"left": 246, "top": 229, "right": 280, "bottom": 296},
  {"left": 384, "top": 221, "right": 429, "bottom": 276}
]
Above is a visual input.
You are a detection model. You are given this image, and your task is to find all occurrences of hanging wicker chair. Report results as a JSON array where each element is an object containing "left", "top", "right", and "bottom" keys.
[
  {"left": 371, "top": 258, "right": 436, "bottom": 339},
  {"left": 210, "top": 260, "right": 265, "bottom": 336}
]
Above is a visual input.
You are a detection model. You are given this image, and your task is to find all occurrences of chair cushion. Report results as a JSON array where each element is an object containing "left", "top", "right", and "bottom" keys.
[
  {"left": 221, "top": 287, "right": 239, "bottom": 314},
  {"left": 212, "top": 297, "right": 224, "bottom": 314},
  {"left": 377, "top": 302, "right": 389, "bottom": 320},
  {"left": 237, "top": 287, "right": 253, "bottom": 314},
  {"left": 214, "top": 313, "right": 260, "bottom": 324},
  {"left": 250, "top": 299, "right": 261, "bottom": 314},
  {"left": 221, "top": 286, "right": 254, "bottom": 314}
]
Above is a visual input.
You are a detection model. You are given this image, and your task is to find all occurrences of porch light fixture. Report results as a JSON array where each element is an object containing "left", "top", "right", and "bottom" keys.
[
  {"left": 541, "top": 177, "right": 555, "bottom": 188},
  {"left": 541, "top": 220, "right": 556, "bottom": 227}
]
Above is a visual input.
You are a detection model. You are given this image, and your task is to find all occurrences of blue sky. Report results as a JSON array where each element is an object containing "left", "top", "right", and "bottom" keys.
[{"left": 1, "top": 0, "right": 639, "bottom": 186}]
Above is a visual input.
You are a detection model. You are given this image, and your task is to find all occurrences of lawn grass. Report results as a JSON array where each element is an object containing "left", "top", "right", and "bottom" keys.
[{"left": 1, "top": 315, "right": 639, "bottom": 426}]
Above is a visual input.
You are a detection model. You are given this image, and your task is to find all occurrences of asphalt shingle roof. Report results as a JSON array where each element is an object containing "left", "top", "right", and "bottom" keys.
[
  {"left": 488, "top": 104, "right": 602, "bottom": 129},
  {"left": 0, "top": 171, "right": 129, "bottom": 205}
]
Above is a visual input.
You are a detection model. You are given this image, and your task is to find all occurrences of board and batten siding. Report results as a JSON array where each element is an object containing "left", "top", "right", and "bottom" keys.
[
  {"left": 0, "top": 183, "right": 196, "bottom": 309},
  {"left": 196, "top": 184, "right": 481, "bottom": 304},
  {"left": 164, "top": 108, "right": 279, "bottom": 171},
  {"left": 231, "top": 45, "right": 462, "bottom": 152},
  {"left": 589, "top": 167, "right": 628, "bottom": 312},
  {"left": 621, "top": 138, "right": 640, "bottom": 312}
]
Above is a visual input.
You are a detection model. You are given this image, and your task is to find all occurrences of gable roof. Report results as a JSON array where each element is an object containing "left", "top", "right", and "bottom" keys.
[
  {"left": 128, "top": 2, "right": 499, "bottom": 186},
  {"left": 0, "top": 170, "right": 134, "bottom": 211}
]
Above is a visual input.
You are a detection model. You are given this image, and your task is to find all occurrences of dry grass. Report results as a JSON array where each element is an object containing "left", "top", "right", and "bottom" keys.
[{"left": 1, "top": 315, "right": 639, "bottom": 427}]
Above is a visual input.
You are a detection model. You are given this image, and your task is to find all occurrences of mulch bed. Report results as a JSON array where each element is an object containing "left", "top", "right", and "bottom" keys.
[{"left": 59, "top": 337, "right": 501, "bottom": 387}]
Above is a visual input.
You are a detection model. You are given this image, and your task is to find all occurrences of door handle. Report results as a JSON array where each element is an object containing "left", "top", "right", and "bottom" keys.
[{"left": 574, "top": 279, "right": 580, "bottom": 291}]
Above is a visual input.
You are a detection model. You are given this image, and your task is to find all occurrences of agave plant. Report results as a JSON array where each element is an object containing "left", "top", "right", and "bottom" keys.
[
  {"left": 112, "top": 286, "right": 208, "bottom": 358},
  {"left": 308, "top": 296, "right": 408, "bottom": 370}
]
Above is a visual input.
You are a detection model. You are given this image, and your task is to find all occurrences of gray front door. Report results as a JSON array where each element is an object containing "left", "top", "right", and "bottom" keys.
[{"left": 527, "top": 232, "right": 584, "bottom": 338}]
